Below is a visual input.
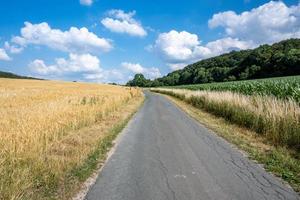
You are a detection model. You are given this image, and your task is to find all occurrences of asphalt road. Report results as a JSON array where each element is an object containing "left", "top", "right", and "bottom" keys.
[{"left": 86, "top": 91, "right": 299, "bottom": 200}]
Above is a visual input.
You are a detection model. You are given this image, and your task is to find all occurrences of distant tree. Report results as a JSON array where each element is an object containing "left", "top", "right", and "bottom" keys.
[
  {"left": 193, "top": 68, "right": 210, "bottom": 83},
  {"left": 209, "top": 67, "right": 230, "bottom": 82},
  {"left": 224, "top": 75, "right": 236, "bottom": 82},
  {"left": 180, "top": 71, "right": 193, "bottom": 84},
  {"left": 126, "top": 74, "right": 150, "bottom": 87},
  {"left": 150, "top": 79, "right": 162, "bottom": 87},
  {"left": 239, "top": 69, "right": 249, "bottom": 80},
  {"left": 0, "top": 71, "right": 41, "bottom": 80},
  {"left": 248, "top": 65, "right": 261, "bottom": 78},
  {"left": 286, "top": 49, "right": 300, "bottom": 66}
]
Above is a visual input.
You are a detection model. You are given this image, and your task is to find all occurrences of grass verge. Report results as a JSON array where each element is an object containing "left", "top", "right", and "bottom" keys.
[
  {"left": 160, "top": 93, "right": 300, "bottom": 193},
  {"left": 58, "top": 97, "right": 144, "bottom": 200}
]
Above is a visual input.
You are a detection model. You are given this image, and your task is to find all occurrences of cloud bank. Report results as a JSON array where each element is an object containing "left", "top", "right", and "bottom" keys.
[
  {"left": 29, "top": 53, "right": 101, "bottom": 75},
  {"left": 153, "top": 30, "right": 253, "bottom": 70},
  {"left": 0, "top": 49, "right": 11, "bottom": 61},
  {"left": 101, "top": 10, "right": 147, "bottom": 37},
  {"left": 209, "top": 1, "right": 300, "bottom": 44},
  {"left": 79, "top": 0, "right": 93, "bottom": 6},
  {"left": 10, "top": 22, "right": 112, "bottom": 54},
  {"left": 122, "top": 62, "right": 161, "bottom": 79}
]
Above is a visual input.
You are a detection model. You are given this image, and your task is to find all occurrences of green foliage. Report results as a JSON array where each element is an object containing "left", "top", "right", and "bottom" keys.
[
  {"left": 126, "top": 38, "right": 300, "bottom": 87},
  {"left": 126, "top": 74, "right": 152, "bottom": 87},
  {"left": 172, "top": 76, "right": 300, "bottom": 103}
]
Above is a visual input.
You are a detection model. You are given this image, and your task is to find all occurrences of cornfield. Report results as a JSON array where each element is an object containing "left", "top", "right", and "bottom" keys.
[
  {"left": 171, "top": 76, "right": 300, "bottom": 103},
  {"left": 0, "top": 78, "right": 143, "bottom": 199}
]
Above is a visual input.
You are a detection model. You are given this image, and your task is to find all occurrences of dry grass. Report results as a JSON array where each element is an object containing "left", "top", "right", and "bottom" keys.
[
  {"left": 0, "top": 78, "right": 143, "bottom": 199},
  {"left": 170, "top": 89, "right": 299, "bottom": 119}
]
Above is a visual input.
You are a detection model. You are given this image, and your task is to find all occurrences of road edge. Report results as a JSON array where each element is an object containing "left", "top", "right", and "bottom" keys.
[
  {"left": 72, "top": 97, "right": 146, "bottom": 200},
  {"left": 155, "top": 92, "right": 300, "bottom": 195}
]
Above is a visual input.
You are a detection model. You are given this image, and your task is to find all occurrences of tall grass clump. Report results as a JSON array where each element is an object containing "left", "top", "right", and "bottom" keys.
[
  {"left": 0, "top": 78, "right": 143, "bottom": 199},
  {"left": 152, "top": 88, "right": 300, "bottom": 150}
]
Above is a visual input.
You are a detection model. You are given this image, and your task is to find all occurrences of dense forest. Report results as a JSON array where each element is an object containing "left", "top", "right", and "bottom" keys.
[
  {"left": 126, "top": 38, "right": 300, "bottom": 87},
  {"left": 0, "top": 71, "right": 40, "bottom": 80}
]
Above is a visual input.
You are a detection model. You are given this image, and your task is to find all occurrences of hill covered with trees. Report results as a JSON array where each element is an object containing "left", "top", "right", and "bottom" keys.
[
  {"left": 126, "top": 38, "right": 300, "bottom": 87},
  {"left": 0, "top": 71, "right": 41, "bottom": 80}
]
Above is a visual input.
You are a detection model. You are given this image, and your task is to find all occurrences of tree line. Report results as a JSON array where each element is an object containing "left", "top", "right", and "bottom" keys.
[
  {"left": 126, "top": 38, "right": 300, "bottom": 87},
  {"left": 0, "top": 71, "right": 41, "bottom": 80}
]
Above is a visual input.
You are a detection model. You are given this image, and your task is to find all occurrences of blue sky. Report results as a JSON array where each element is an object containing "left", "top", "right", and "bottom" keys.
[{"left": 0, "top": 0, "right": 299, "bottom": 83}]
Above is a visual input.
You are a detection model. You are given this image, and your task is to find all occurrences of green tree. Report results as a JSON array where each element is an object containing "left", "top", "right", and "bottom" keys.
[
  {"left": 126, "top": 74, "right": 150, "bottom": 87},
  {"left": 193, "top": 68, "right": 210, "bottom": 83}
]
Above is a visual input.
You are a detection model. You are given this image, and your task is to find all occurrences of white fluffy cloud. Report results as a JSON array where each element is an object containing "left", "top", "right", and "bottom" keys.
[
  {"left": 79, "top": 0, "right": 93, "bottom": 6},
  {"left": 11, "top": 22, "right": 112, "bottom": 54},
  {"left": 29, "top": 54, "right": 126, "bottom": 83},
  {"left": 0, "top": 48, "right": 11, "bottom": 61},
  {"left": 122, "top": 62, "right": 161, "bottom": 79},
  {"left": 153, "top": 30, "right": 254, "bottom": 70},
  {"left": 101, "top": 10, "right": 147, "bottom": 37},
  {"left": 29, "top": 59, "right": 61, "bottom": 75},
  {"left": 209, "top": 1, "right": 300, "bottom": 44},
  {"left": 154, "top": 30, "right": 201, "bottom": 63},
  {"left": 121, "top": 62, "right": 144, "bottom": 73},
  {"left": 205, "top": 37, "right": 255, "bottom": 56},
  {"left": 83, "top": 69, "right": 124, "bottom": 83},
  {"left": 29, "top": 53, "right": 101, "bottom": 75},
  {"left": 4, "top": 42, "right": 23, "bottom": 54}
]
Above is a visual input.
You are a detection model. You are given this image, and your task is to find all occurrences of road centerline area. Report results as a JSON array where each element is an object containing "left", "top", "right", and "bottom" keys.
[{"left": 86, "top": 91, "right": 299, "bottom": 200}]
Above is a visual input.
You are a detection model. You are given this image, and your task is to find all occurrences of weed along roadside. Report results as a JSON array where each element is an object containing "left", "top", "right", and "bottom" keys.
[
  {"left": 0, "top": 79, "right": 144, "bottom": 200},
  {"left": 151, "top": 88, "right": 300, "bottom": 192}
]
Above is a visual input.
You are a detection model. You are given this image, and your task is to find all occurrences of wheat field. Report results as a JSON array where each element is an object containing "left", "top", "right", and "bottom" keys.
[{"left": 0, "top": 78, "right": 143, "bottom": 199}]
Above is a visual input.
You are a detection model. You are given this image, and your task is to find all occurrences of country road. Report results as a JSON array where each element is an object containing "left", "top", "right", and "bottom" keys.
[{"left": 85, "top": 91, "right": 299, "bottom": 200}]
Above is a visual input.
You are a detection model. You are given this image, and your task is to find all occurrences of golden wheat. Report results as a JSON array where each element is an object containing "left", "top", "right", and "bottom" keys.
[{"left": 0, "top": 78, "right": 143, "bottom": 199}]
